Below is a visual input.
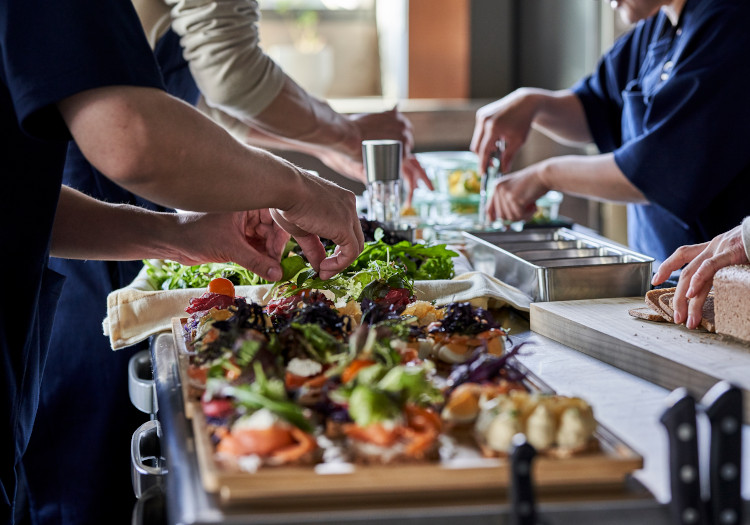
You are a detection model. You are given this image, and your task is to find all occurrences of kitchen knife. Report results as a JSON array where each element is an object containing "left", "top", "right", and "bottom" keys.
[
  {"left": 509, "top": 433, "right": 538, "bottom": 525},
  {"left": 660, "top": 387, "right": 706, "bottom": 525},
  {"left": 701, "top": 381, "right": 743, "bottom": 525}
]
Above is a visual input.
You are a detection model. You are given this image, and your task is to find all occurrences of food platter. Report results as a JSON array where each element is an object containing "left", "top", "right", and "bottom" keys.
[{"left": 171, "top": 317, "right": 643, "bottom": 506}]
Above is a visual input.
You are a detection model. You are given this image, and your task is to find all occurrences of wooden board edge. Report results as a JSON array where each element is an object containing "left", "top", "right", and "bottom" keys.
[
  {"left": 190, "top": 403, "right": 221, "bottom": 494},
  {"left": 172, "top": 317, "right": 203, "bottom": 419},
  {"left": 529, "top": 303, "right": 750, "bottom": 424}
]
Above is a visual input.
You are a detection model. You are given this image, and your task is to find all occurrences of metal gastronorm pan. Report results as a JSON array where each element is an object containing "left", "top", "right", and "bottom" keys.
[{"left": 463, "top": 228, "right": 653, "bottom": 302}]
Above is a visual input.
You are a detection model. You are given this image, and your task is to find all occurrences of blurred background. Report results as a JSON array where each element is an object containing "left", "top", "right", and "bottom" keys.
[{"left": 258, "top": 0, "right": 631, "bottom": 243}]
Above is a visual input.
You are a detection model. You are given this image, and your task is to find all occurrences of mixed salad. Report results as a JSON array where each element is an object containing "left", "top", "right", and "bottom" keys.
[
  {"left": 180, "top": 268, "right": 596, "bottom": 472},
  {"left": 144, "top": 219, "right": 458, "bottom": 291}
]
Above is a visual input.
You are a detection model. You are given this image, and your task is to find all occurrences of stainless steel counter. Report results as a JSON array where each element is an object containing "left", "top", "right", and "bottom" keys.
[{"left": 148, "top": 313, "right": 735, "bottom": 525}]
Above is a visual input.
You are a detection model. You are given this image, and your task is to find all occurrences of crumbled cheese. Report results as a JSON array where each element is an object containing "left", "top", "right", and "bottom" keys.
[
  {"left": 232, "top": 408, "right": 287, "bottom": 431},
  {"left": 287, "top": 357, "right": 323, "bottom": 378}
]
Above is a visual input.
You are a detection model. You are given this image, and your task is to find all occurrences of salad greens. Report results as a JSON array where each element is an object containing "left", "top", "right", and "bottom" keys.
[
  {"left": 143, "top": 260, "right": 269, "bottom": 290},
  {"left": 212, "top": 364, "right": 313, "bottom": 432},
  {"left": 348, "top": 229, "right": 458, "bottom": 281},
  {"left": 332, "top": 364, "right": 444, "bottom": 426},
  {"left": 144, "top": 227, "right": 458, "bottom": 292},
  {"left": 272, "top": 256, "right": 413, "bottom": 302}
]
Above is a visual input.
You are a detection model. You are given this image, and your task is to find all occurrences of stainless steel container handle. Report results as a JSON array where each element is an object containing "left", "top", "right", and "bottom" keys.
[
  {"left": 131, "top": 419, "right": 167, "bottom": 499},
  {"left": 129, "top": 349, "right": 157, "bottom": 414},
  {"left": 131, "top": 485, "right": 166, "bottom": 525}
]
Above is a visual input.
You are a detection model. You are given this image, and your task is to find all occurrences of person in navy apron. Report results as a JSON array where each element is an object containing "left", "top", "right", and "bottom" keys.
[
  {"left": 0, "top": 1, "right": 164, "bottom": 523},
  {"left": 471, "top": 0, "right": 750, "bottom": 267},
  {"left": 20, "top": 29, "right": 197, "bottom": 525},
  {"left": 3, "top": 4, "right": 364, "bottom": 524}
]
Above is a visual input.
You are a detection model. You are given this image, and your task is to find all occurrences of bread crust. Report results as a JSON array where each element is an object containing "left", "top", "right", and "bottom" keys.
[
  {"left": 661, "top": 292, "right": 716, "bottom": 333},
  {"left": 628, "top": 307, "right": 668, "bottom": 322},
  {"left": 644, "top": 287, "right": 676, "bottom": 322}
]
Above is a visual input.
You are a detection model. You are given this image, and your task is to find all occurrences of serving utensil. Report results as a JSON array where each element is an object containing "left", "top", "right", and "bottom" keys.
[{"left": 476, "top": 139, "right": 505, "bottom": 230}]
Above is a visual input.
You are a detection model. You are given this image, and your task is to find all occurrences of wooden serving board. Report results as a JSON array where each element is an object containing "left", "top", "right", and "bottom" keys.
[
  {"left": 173, "top": 318, "right": 642, "bottom": 506},
  {"left": 530, "top": 297, "right": 750, "bottom": 422},
  {"left": 190, "top": 400, "right": 641, "bottom": 506}
]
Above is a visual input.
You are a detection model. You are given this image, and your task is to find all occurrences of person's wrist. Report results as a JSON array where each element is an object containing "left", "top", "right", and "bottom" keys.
[
  {"left": 139, "top": 210, "right": 188, "bottom": 261},
  {"left": 535, "top": 158, "right": 555, "bottom": 192},
  {"left": 332, "top": 116, "right": 362, "bottom": 159},
  {"left": 272, "top": 163, "right": 311, "bottom": 212}
]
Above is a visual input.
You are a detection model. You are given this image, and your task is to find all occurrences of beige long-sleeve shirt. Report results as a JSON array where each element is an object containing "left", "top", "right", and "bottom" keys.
[{"left": 132, "top": 0, "right": 285, "bottom": 127}]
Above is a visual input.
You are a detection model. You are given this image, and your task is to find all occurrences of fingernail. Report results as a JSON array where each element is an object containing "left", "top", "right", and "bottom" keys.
[
  {"left": 674, "top": 311, "right": 683, "bottom": 324},
  {"left": 268, "top": 268, "right": 282, "bottom": 281},
  {"left": 687, "top": 315, "right": 696, "bottom": 329}
]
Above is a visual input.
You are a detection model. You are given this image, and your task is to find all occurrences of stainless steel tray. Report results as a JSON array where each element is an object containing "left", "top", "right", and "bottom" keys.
[{"left": 463, "top": 228, "right": 653, "bottom": 302}]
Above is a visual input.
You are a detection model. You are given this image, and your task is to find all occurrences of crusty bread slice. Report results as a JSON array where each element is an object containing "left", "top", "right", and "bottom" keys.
[
  {"left": 700, "top": 295, "right": 716, "bottom": 333},
  {"left": 645, "top": 287, "right": 676, "bottom": 322},
  {"left": 628, "top": 306, "right": 668, "bottom": 322},
  {"left": 659, "top": 293, "right": 675, "bottom": 320},
  {"left": 661, "top": 292, "right": 716, "bottom": 333}
]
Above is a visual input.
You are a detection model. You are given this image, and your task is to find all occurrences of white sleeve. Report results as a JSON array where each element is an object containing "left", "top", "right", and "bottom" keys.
[
  {"left": 165, "top": 0, "right": 285, "bottom": 120},
  {"left": 742, "top": 216, "right": 750, "bottom": 261}
]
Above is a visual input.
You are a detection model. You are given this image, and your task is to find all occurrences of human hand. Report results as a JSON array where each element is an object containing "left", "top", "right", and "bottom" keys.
[
  {"left": 172, "top": 209, "right": 290, "bottom": 282},
  {"left": 471, "top": 89, "right": 537, "bottom": 174},
  {"left": 651, "top": 224, "right": 748, "bottom": 329},
  {"left": 271, "top": 171, "right": 364, "bottom": 280},
  {"left": 487, "top": 163, "right": 549, "bottom": 223},
  {"left": 349, "top": 107, "right": 433, "bottom": 202}
]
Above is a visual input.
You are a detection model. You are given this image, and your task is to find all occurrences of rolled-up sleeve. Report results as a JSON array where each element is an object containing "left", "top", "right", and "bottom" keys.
[{"left": 165, "top": 0, "right": 285, "bottom": 120}]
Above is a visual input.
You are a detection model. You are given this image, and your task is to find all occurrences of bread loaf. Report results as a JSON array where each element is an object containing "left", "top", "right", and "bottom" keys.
[{"left": 714, "top": 265, "right": 750, "bottom": 343}]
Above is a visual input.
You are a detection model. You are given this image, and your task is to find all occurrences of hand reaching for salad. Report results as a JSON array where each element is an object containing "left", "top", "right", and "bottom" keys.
[
  {"left": 271, "top": 170, "right": 364, "bottom": 280},
  {"left": 171, "top": 209, "right": 290, "bottom": 282}
]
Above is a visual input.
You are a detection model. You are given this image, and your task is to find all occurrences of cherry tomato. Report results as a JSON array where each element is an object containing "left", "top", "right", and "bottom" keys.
[{"left": 207, "top": 277, "right": 235, "bottom": 298}]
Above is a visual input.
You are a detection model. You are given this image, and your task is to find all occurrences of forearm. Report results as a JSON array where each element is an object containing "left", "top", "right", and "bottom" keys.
[
  {"left": 524, "top": 88, "right": 593, "bottom": 145},
  {"left": 58, "top": 86, "right": 305, "bottom": 213},
  {"left": 538, "top": 153, "right": 647, "bottom": 203},
  {"left": 166, "top": 0, "right": 359, "bottom": 157},
  {"left": 249, "top": 76, "right": 360, "bottom": 157},
  {"left": 51, "top": 186, "right": 179, "bottom": 260}
]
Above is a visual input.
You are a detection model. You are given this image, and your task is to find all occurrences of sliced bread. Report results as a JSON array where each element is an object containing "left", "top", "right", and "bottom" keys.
[
  {"left": 645, "top": 287, "right": 676, "bottom": 322},
  {"left": 628, "top": 306, "right": 668, "bottom": 322}
]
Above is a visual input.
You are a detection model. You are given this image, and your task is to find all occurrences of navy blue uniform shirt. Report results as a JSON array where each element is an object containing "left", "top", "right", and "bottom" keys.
[
  {"left": 22, "top": 28, "right": 199, "bottom": 525},
  {"left": 573, "top": 0, "right": 750, "bottom": 265},
  {"left": 0, "top": 1, "right": 163, "bottom": 522}
]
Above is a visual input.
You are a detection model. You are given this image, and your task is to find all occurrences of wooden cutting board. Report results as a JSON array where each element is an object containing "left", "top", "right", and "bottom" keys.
[{"left": 530, "top": 297, "right": 750, "bottom": 422}]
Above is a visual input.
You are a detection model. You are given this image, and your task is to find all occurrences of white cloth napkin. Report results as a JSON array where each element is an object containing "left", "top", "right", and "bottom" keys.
[{"left": 103, "top": 261, "right": 531, "bottom": 351}]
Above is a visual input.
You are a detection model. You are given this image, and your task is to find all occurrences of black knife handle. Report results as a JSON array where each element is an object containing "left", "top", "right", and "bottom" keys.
[
  {"left": 701, "top": 381, "right": 743, "bottom": 525},
  {"left": 660, "top": 388, "right": 706, "bottom": 525},
  {"left": 510, "top": 433, "right": 538, "bottom": 525}
]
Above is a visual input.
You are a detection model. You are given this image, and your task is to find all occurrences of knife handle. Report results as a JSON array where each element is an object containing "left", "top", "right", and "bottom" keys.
[
  {"left": 660, "top": 388, "right": 706, "bottom": 525},
  {"left": 510, "top": 433, "right": 538, "bottom": 525},
  {"left": 701, "top": 381, "right": 743, "bottom": 525}
]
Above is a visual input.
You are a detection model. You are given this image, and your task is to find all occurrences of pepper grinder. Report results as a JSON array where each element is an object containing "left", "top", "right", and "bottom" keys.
[{"left": 362, "top": 139, "right": 402, "bottom": 230}]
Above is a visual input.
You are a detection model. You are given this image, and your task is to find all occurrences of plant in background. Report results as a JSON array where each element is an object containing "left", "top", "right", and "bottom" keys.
[{"left": 276, "top": 0, "right": 325, "bottom": 53}]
